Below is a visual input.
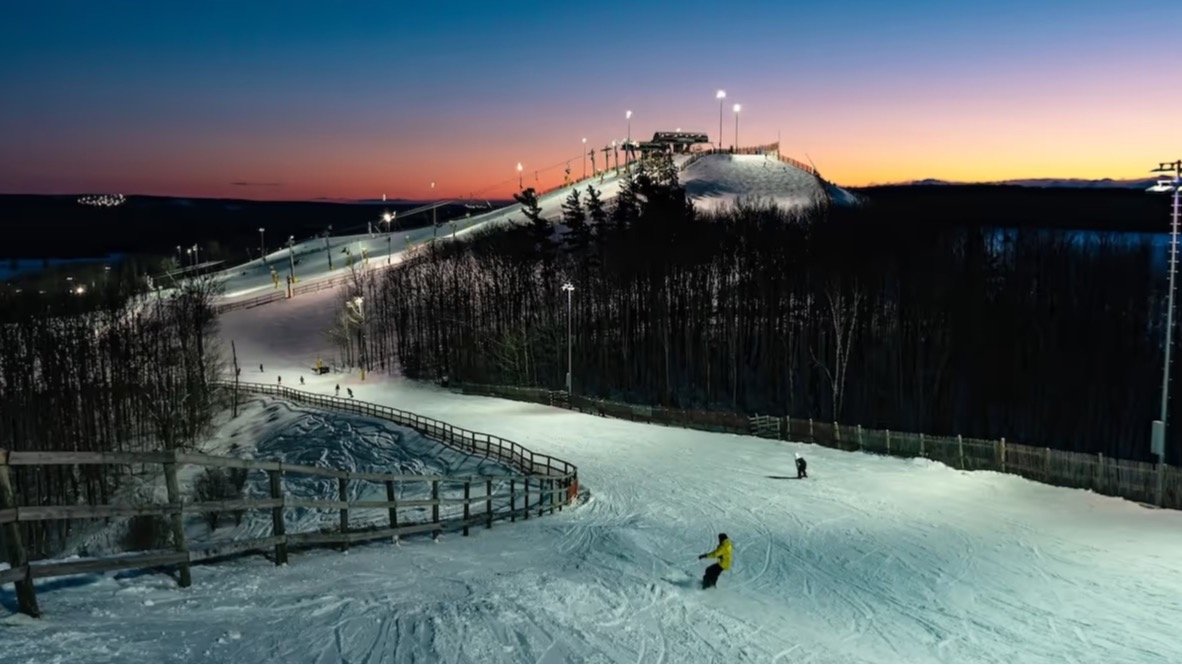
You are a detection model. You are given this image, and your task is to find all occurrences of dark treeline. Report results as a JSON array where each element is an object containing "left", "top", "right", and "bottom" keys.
[
  {"left": 362, "top": 158, "right": 1173, "bottom": 464},
  {"left": 0, "top": 270, "right": 222, "bottom": 557}
]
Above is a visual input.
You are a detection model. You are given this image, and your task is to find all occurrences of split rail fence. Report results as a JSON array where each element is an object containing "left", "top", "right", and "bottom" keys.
[{"left": 0, "top": 383, "right": 578, "bottom": 618}]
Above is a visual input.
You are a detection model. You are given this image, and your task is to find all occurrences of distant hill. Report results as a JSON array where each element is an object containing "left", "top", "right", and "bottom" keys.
[{"left": 888, "top": 177, "right": 1157, "bottom": 189}]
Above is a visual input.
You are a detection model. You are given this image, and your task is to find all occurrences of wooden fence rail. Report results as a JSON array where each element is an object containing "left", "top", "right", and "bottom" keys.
[{"left": 0, "top": 385, "right": 579, "bottom": 618}]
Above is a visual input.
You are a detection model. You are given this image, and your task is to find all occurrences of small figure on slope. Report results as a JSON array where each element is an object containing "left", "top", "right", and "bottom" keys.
[
  {"left": 277, "top": 375, "right": 282, "bottom": 386},
  {"left": 335, "top": 384, "right": 340, "bottom": 397},
  {"left": 697, "top": 532, "right": 733, "bottom": 590},
  {"left": 795, "top": 453, "right": 807, "bottom": 479},
  {"left": 347, "top": 387, "right": 354, "bottom": 399},
  {"left": 299, "top": 376, "right": 304, "bottom": 386},
  {"left": 259, "top": 363, "right": 264, "bottom": 372}
]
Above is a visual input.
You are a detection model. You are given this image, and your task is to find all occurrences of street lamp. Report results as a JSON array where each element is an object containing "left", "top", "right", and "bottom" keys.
[
  {"left": 716, "top": 89, "right": 726, "bottom": 150},
  {"left": 191, "top": 243, "right": 200, "bottom": 266},
  {"left": 733, "top": 103, "right": 741, "bottom": 150},
  {"left": 626, "top": 110, "right": 632, "bottom": 143},
  {"left": 324, "top": 224, "right": 333, "bottom": 270},
  {"left": 287, "top": 235, "right": 296, "bottom": 283},
  {"left": 516, "top": 162, "right": 523, "bottom": 190},
  {"left": 1149, "top": 159, "right": 1182, "bottom": 470},
  {"left": 382, "top": 211, "right": 394, "bottom": 265},
  {"left": 347, "top": 296, "right": 366, "bottom": 380},
  {"left": 562, "top": 282, "right": 575, "bottom": 393},
  {"left": 582, "top": 137, "right": 587, "bottom": 179},
  {"left": 430, "top": 181, "right": 438, "bottom": 239},
  {"left": 258, "top": 227, "right": 266, "bottom": 264}
]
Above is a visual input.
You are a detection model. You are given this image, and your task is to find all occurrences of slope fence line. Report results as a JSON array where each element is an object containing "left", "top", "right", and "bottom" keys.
[
  {"left": 451, "top": 381, "right": 1182, "bottom": 510},
  {"left": 0, "top": 384, "right": 579, "bottom": 618}
]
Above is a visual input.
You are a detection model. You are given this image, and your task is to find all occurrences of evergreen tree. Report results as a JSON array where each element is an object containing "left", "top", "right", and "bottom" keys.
[
  {"left": 585, "top": 185, "right": 608, "bottom": 235},
  {"left": 610, "top": 174, "right": 640, "bottom": 232},
  {"left": 513, "top": 187, "right": 551, "bottom": 251},
  {"left": 562, "top": 188, "right": 591, "bottom": 249}
]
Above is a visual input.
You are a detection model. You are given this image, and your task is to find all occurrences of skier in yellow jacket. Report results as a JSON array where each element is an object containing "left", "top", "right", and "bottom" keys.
[{"left": 697, "top": 533, "right": 733, "bottom": 589}]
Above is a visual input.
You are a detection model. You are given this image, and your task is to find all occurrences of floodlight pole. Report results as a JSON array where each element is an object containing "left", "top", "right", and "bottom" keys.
[
  {"left": 562, "top": 283, "right": 574, "bottom": 393},
  {"left": 1149, "top": 160, "right": 1182, "bottom": 506}
]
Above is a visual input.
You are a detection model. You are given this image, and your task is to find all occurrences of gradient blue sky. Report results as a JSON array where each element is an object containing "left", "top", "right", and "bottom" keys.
[{"left": 1, "top": 1, "right": 1177, "bottom": 199}]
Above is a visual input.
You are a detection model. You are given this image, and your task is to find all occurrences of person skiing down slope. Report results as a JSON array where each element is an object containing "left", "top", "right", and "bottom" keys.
[
  {"left": 698, "top": 533, "right": 733, "bottom": 589},
  {"left": 796, "top": 453, "right": 807, "bottom": 479}
]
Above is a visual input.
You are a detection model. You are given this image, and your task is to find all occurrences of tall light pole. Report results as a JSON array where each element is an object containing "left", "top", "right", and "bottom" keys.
[
  {"left": 626, "top": 109, "right": 632, "bottom": 143},
  {"left": 258, "top": 227, "right": 266, "bottom": 264},
  {"left": 324, "top": 224, "right": 333, "bottom": 270},
  {"left": 716, "top": 89, "right": 726, "bottom": 150},
  {"left": 562, "top": 282, "right": 574, "bottom": 393},
  {"left": 431, "top": 181, "right": 437, "bottom": 240},
  {"left": 582, "top": 137, "right": 587, "bottom": 179},
  {"left": 733, "top": 103, "right": 741, "bottom": 150},
  {"left": 347, "top": 296, "right": 365, "bottom": 381},
  {"left": 192, "top": 243, "right": 200, "bottom": 266},
  {"left": 287, "top": 235, "right": 296, "bottom": 283},
  {"left": 516, "top": 162, "right": 523, "bottom": 190},
  {"left": 383, "top": 211, "right": 394, "bottom": 265},
  {"left": 1150, "top": 159, "right": 1182, "bottom": 473}
]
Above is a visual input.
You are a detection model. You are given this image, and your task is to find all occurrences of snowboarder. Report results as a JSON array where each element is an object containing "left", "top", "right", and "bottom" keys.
[
  {"left": 335, "top": 384, "right": 340, "bottom": 397},
  {"left": 795, "top": 453, "right": 808, "bottom": 479},
  {"left": 697, "top": 533, "right": 732, "bottom": 589},
  {"left": 259, "top": 363, "right": 264, "bottom": 372},
  {"left": 277, "top": 375, "right": 281, "bottom": 385},
  {"left": 347, "top": 388, "right": 354, "bottom": 399},
  {"left": 299, "top": 376, "right": 304, "bottom": 386}
]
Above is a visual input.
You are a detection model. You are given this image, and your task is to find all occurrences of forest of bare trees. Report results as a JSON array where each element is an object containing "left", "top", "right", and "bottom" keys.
[
  {"left": 359, "top": 158, "right": 1173, "bottom": 464},
  {"left": 0, "top": 272, "right": 223, "bottom": 556}
]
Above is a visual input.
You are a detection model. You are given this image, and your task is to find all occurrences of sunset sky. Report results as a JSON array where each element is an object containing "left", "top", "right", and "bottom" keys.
[{"left": 1, "top": 1, "right": 1177, "bottom": 200}]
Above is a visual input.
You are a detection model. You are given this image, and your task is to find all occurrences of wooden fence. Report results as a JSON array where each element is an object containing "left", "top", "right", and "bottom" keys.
[
  {"left": 452, "top": 382, "right": 1181, "bottom": 511},
  {"left": 0, "top": 384, "right": 578, "bottom": 618}
]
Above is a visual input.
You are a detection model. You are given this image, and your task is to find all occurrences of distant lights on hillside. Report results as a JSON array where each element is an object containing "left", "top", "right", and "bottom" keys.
[{"left": 77, "top": 194, "right": 125, "bottom": 207}]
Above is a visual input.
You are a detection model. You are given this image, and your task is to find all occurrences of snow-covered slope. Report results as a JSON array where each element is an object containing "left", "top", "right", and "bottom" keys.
[
  {"left": 683, "top": 154, "right": 829, "bottom": 212},
  {"left": 210, "top": 155, "right": 859, "bottom": 304},
  {"left": 211, "top": 171, "right": 632, "bottom": 303},
  {"left": 5, "top": 286, "right": 1182, "bottom": 663}
]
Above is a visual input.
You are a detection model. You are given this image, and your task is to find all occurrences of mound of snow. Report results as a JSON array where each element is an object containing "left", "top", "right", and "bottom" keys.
[{"left": 682, "top": 154, "right": 827, "bottom": 212}]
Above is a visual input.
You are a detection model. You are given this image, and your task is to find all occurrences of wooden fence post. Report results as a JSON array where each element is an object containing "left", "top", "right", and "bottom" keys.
[
  {"left": 486, "top": 479, "right": 493, "bottom": 528},
  {"left": 550, "top": 479, "right": 557, "bottom": 515},
  {"left": 510, "top": 479, "right": 517, "bottom": 523},
  {"left": 856, "top": 425, "right": 864, "bottom": 451},
  {"left": 1157, "top": 462, "right": 1166, "bottom": 508},
  {"left": 999, "top": 437, "right": 1007, "bottom": 473},
  {"left": 522, "top": 478, "right": 529, "bottom": 521},
  {"left": 957, "top": 434, "right": 965, "bottom": 470},
  {"left": 1095, "top": 453, "right": 1104, "bottom": 493},
  {"left": 919, "top": 433, "right": 925, "bottom": 458},
  {"left": 431, "top": 480, "right": 441, "bottom": 539},
  {"left": 385, "top": 480, "right": 398, "bottom": 531},
  {"left": 885, "top": 429, "right": 891, "bottom": 456},
  {"left": 833, "top": 422, "right": 841, "bottom": 449},
  {"left": 268, "top": 470, "right": 287, "bottom": 564},
  {"left": 462, "top": 480, "right": 471, "bottom": 536},
  {"left": 1043, "top": 447, "right": 1051, "bottom": 482},
  {"left": 808, "top": 418, "right": 814, "bottom": 442},
  {"left": 0, "top": 453, "right": 39, "bottom": 617},
  {"left": 163, "top": 453, "right": 191, "bottom": 588},
  {"left": 538, "top": 479, "right": 546, "bottom": 518},
  {"left": 338, "top": 476, "right": 349, "bottom": 551}
]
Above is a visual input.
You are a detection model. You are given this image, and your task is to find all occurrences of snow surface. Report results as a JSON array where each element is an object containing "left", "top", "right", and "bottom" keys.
[
  {"left": 683, "top": 154, "right": 827, "bottom": 212},
  {"left": 5, "top": 284, "right": 1182, "bottom": 663}
]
